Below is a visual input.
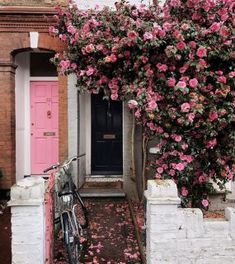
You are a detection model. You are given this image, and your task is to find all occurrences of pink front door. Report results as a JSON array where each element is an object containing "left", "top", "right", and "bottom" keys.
[{"left": 30, "top": 81, "right": 59, "bottom": 174}]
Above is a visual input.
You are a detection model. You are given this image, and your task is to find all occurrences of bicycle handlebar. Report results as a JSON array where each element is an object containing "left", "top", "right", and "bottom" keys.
[{"left": 43, "top": 154, "right": 85, "bottom": 173}]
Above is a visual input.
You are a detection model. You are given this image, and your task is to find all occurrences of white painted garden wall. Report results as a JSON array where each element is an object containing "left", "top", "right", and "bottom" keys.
[
  {"left": 8, "top": 177, "right": 53, "bottom": 264},
  {"left": 145, "top": 180, "right": 235, "bottom": 264}
]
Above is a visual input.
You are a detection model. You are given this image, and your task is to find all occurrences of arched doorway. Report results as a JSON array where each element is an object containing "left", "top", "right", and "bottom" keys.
[{"left": 15, "top": 50, "right": 58, "bottom": 180}]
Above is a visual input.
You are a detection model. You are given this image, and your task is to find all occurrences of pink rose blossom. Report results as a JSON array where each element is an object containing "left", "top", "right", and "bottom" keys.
[
  {"left": 181, "top": 143, "right": 188, "bottom": 150},
  {"left": 199, "top": 175, "right": 206, "bottom": 183},
  {"left": 156, "top": 63, "right": 168, "bottom": 72},
  {"left": 189, "top": 41, "right": 197, "bottom": 49},
  {"left": 217, "top": 76, "right": 227, "bottom": 84},
  {"left": 175, "top": 163, "right": 185, "bottom": 171},
  {"left": 67, "top": 24, "right": 77, "bottom": 35},
  {"left": 157, "top": 167, "right": 164, "bottom": 174},
  {"left": 201, "top": 199, "right": 209, "bottom": 207},
  {"left": 181, "top": 187, "right": 188, "bottom": 197},
  {"left": 176, "top": 41, "right": 186, "bottom": 50},
  {"left": 209, "top": 22, "right": 221, "bottom": 33},
  {"left": 206, "top": 138, "right": 217, "bottom": 149},
  {"left": 169, "top": 169, "right": 176, "bottom": 176},
  {"left": 59, "top": 34, "right": 67, "bottom": 41},
  {"left": 196, "top": 46, "right": 207, "bottom": 58},
  {"left": 135, "top": 109, "right": 141, "bottom": 118},
  {"left": 220, "top": 26, "right": 230, "bottom": 38},
  {"left": 176, "top": 81, "right": 187, "bottom": 89},
  {"left": 128, "top": 100, "right": 138, "bottom": 109},
  {"left": 127, "top": 31, "right": 138, "bottom": 41},
  {"left": 105, "top": 54, "right": 117, "bottom": 63},
  {"left": 167, "top": 77, "right": 176, "bottom": 87},
  {"left": 143, "top": 32, "right": 154, "bottom": 40},
  {"left": 181, "top": 23, "right": 190, "bottom": 31},
  {"left": 174, "top": 135, "right": 182, "bottom": 142},
  {"left": 209, "top": 111, "right": 218, "bottom": 122},
  {"left": 181, "top": 102, "right": 191, "bottom": 113},
  {"left": 155, "top": 173, "right": 161, "bottom": 179},
  {"left": 86, "top": 66, "right": 95, "bottom": 76},
  {"left": 111, "top": 93, "right": 118, "bottom": 100},
  {"left": 189, "top": 78, "right": 198, "bottom": 88},
  {"left": 59, "top": 59, "right": 70, "bottom": 71},
  {"left": 85, "top": 44, "right": 95, "bottom": 53},
  {"left": 188, "top": 113, "right": 195, "bottom": 123},
  {"left": 148, "top": 100, "right": 157, "bottom": 111}
]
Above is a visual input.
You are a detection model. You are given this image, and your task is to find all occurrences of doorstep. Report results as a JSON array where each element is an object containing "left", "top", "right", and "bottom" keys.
[
  {"left": 79, "top": 176, "right": 125, "bottom": 197},
  {"left": 79, "top": 188, "right": 126, "bottom": 198}
]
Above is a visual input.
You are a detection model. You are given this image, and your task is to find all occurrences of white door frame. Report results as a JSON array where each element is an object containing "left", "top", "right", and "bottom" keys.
[{"left": 15, "top": 51, "right": 58, "bottom": 181}]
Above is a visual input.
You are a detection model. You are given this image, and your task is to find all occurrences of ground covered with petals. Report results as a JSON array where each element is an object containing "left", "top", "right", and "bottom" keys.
[{"left": 54, "top": 198, "right": 142, "bottom": 264}]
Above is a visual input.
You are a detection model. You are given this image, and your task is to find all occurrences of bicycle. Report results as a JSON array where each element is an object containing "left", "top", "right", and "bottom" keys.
[{"left": 43, "top": 154, "right": 88, "bottom": 264}]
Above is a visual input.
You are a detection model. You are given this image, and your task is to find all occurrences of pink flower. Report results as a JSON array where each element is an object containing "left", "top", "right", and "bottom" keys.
[
  {"left": 217, "top": 76, "right": 227, "bottom": 84},
  {"left": 181, "top": 187, "right": 188, "bottom": 197},
  {"left": 86, "top": 66, "right": 95, "bottom": 76},
  {"left": 135, "top": 109, "right": 141, "bottom": 118},
  {"left": 85, "top": 44, "right": 95, "bottom": 53},
  {"left": 189, "top": 78, "right": 198, "bottom": 88},
  {"left": 199, "top": 175, "right": 206, "bottom": 183},
  {"left": 188, "top": 113, "right": 195, "bottom": 123},
  {"left": 181, "top": 23, "right": 190, "bottom": 31},
  {"left": 105, "top": 54, "right": 117, "bottom": 63},
  {"left": 176, "top": 41, "right": 186, "bottom": 50},
  {"left": 209, "top": 22, "right": 221, "bottom": 33},
  {"left": 181, "top": 143, "right": 188, "bottom": 150},
  {"left": 156, "top": 63, "right": 168, "bottom": 72},
  {"left": 175, "top": 163, "right": 185, "bottom": 171},
  {"left": 148, "top": 100, "right": 157, "bottom": 111},
  {"left": 111, "top": 93, "right": 118, "bottom": 100},
  {"left": 59, "top": 34, "right": 67, "bottom": 41},
  {"left": 167, "top": 77, "right": 176, "bottom": 87},
  {"left": 181, "top": 103, "right": 191, "bottom": 113},
  {"left": 169, "top": 169, "right": 176, "bottom": 176},
  {"left": 206, "top": 138, "right": 217, "bottom": 149},
  {"left": 174, "top": 135, "right": 182, "bottom": 142},
  {"left": 196, "top": 46, "right": 207, "bottom": 58},
  {"left": 155, "top": 173, "right": 161, "bottom": 179},
  {"left": 201, "top": 199, "right": 209, "bottom": 208},
  {"left": 143, "top": 32, "right": 153, "bottom": 40},
  {"left": 220, "top": 26, "right": 230, "bottom": 38},
  {"left": 189, "top": 41, "right": 197, "bottom": 49},
  {"left": 59, "top": 59, "right": 70, "bottom": 71},
  {"left": 176, "top": 81, "right": 187, "bottom": 89},
  {"left": 157, "top": 167, "right": 164, "bottom": 174},
  {"left": 67, "top": 24, "right": 77, "bottom": 35},
  {"left": 127, "top": 31, "right": 138, "bottom": 41},
  {"left": 128, "top": 100, "right": 138, "bottom": 109},
  {"left": 209, "top": 111, "right": 218, "bottom": 122}
]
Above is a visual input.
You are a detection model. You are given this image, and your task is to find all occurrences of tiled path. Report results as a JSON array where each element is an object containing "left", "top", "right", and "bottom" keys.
[{"left": 55, "top": 198, "right": 142, "bottom": 264}]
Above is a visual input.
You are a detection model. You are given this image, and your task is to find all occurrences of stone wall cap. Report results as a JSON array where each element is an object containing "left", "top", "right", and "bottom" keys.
[{"left": 146, "top": 179, "right": 179, "bottom": 199}]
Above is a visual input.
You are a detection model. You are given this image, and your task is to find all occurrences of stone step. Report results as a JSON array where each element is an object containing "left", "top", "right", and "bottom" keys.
[
  {"left": 79, "top": 188, "right": 126, "bottom": 198},
  {"left": 82, "top": 180, "right": 123, "bottom": 189}
]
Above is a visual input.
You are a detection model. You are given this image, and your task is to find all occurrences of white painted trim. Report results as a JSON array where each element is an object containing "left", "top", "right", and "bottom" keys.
[
  {"left": 30, "top": 32, "right": 39, "bottom": 49},
  {"left": 30, "top": 77, "right": 58, "bottom": 81},
  {"left": 85, "top": 93, "right": 91, "bottom": 175}
]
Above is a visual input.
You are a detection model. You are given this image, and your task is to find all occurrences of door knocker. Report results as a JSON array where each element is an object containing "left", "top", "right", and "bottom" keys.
[{"left": 47, "top": 110, "right": 52, "bottom": 119}]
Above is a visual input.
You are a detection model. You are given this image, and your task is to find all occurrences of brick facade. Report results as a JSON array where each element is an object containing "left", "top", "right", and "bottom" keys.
[{"left": 0, "top": 3, "right": 68, "bottom": 189}]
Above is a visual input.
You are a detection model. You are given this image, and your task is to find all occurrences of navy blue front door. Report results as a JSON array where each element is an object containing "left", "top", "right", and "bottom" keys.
[{"left": 91, "top": 93, "right": 123, "bottom": 175}]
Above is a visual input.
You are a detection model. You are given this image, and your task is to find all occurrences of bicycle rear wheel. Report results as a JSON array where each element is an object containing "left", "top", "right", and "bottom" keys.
[
  {"left": 73, "top": 191, "right": 88, "bottom": 228},
  {"left": 62, "top": 213, "right": 80, "bottom": 264}
]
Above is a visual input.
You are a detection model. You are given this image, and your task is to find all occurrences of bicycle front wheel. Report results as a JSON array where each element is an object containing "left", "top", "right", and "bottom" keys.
[
  {"left": 73, "top": 191, "right": 88, "bottom": 228},
  {"left": 62, "top": 213, "right": 80, "bottom": 264}
]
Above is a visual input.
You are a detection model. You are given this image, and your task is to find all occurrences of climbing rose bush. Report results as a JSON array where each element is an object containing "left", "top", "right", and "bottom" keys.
[{"left": 49, "top": 0, "right": 235, "bottom": 208}]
